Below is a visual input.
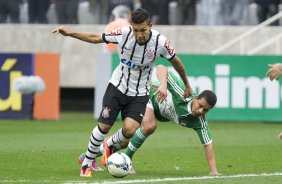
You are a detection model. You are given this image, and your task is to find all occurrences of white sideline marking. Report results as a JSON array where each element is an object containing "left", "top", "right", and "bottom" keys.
[
  {"left": 1, "top": 172, "right": 282, "bottom": 183},
  {"left": 68, "top": 172, "right": 282, "bottom": 184}
]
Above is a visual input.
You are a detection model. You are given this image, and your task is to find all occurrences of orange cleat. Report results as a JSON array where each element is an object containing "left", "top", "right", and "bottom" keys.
[
  {"left": 80, "top": 165, "right": 92, "bottom": 177},
  {"left": 101, "top": 138, "right": 115, "bottom": 166}
]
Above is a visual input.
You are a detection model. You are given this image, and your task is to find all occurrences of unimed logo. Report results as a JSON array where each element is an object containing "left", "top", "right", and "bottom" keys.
[
  {"left": 189, "top": 64, "right": 281, "bottom": 109},
  {"left": 0, "top": 58, "right": 22, "bottom": 111}
]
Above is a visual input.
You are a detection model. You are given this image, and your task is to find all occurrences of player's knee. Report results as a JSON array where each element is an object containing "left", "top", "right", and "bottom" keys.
[
  {"left": 98, "top": 123, "right": 111, "bottom": 133},
  {"left": 122, "top": 117, "right": 141, "bottom": 137},
  {"left": 141, "top": 120, "right": 157, "bottom": 135},
  {"left": 122, "top": 123, "right": 140, "bottom": 138},
  {"left": 122, "top": 127, "right": 136, "bottom": 138}
]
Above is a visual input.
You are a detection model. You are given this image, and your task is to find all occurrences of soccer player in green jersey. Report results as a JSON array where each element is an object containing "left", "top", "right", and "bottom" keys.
[{"left": 101, "top": 64, "right": 221, "bottom": 176}]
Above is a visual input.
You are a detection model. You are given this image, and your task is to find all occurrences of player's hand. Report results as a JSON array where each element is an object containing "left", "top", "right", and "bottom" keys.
[
  {"left": 155, "top": 85, "right": 167, "bottom": 103},
  {"left": 183, "top": 85, "right": 192, "bottom": 98},
  {"left": 278, "top": 132, "right": 282, "bottom": 140},
  {"left": 52, "top": 26, "right": 71, "bottom": 36},
  {"left": 267, "top": 64, "right": 282, "bottom": 81},
  {"left": 209, "top": 172, "right": 222, "bottom": 176}
]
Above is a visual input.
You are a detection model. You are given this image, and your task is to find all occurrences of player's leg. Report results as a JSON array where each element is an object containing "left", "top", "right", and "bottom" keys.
[
  {"left": 101, "top": 118, "right": 140, "bottom": 166},
  {"left": 103, "top": 101, "right": 157, "bottom": 160},
  {"left": 102, "top": 95, "right": 148, "bottom": 165},
  {"left": 80, "top": 83, "right": 121, "bottom": 177},
  {"left": 125, "top": 104, "right": 157, "bottom": 159},
  {"left": 103, "top": 128, "right": 130, "bottom": 156}
]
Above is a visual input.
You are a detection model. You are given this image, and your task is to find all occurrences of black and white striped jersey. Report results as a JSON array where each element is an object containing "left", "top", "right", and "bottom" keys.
[{"left": 102, "top": 26, "right": 176, "bottom": 96}]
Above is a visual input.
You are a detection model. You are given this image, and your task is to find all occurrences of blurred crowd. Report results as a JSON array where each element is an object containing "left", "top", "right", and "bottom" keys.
[{"left": 0, "top": 0, "right": 282, "bottom": 26}]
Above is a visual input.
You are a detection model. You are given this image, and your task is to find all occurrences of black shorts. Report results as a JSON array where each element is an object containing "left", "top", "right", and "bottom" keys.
[{"left": 98, "top": 83, "right": 149, "bottom": 126}]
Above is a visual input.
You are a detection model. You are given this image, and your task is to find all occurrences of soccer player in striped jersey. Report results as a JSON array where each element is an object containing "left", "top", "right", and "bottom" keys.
[
  {"left": 101, "top": 65, "right": 221, "bottom": 175},
  {"left": 53, "top": 8, "right": 192, "bottom": 177}
]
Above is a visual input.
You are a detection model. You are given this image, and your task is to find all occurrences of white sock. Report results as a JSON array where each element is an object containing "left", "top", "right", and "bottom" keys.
[
  {"left": 82, "top": 125, "right": 107, "bottom": 166},
  {"left": 107, "top": 128, "right": 129, "bottom": 147}
]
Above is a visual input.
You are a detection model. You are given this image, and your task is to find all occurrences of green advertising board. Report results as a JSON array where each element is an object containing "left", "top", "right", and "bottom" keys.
[{"left": 112, "top": 54, "right": 282, "bottom": 122}]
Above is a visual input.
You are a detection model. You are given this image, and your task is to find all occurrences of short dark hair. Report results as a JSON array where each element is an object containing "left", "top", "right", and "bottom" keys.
[
  {"left": 131, "top": 8, "right": 151, "bottom": 24},
  {"left": 198, "top": 90, "right": 217, "bottom": 108}
]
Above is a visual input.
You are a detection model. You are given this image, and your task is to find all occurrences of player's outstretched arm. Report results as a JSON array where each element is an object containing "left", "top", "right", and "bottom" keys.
[
  {"left": 155, "top": 65, "right": 168, "bottom": 103},
  {"left": 170, "top": 56, "right": 192, "bottom": 98},
  {"left": 266, "top": 63, "right": 282, "bottom": 81},
  {"left": 52, "top": 26, "right": 104, "bottom": 44},
  {"left": 204, "top": 143, "right": 221, "bottom": 176},
  {"left": 278, "top": 132, "right": 282, "bottom": 140}
]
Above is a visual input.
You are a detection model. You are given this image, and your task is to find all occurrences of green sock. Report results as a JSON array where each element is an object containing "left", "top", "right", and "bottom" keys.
[
  {"left": 125, "top": 128, "right": 148, "bottom": 159},
  {"left": 113, "top": 143, "right": 122, "bottom": 151}
]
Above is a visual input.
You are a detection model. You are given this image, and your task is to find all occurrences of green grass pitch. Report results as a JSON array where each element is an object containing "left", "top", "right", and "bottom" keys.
[{"left": 0, "top": 112, "right": 282, "bottom": 184}]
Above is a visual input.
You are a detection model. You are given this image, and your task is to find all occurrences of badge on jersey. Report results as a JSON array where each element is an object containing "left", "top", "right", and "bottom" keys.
[{"left": 145, "top": 47, "right": 155, "bottom": 60}]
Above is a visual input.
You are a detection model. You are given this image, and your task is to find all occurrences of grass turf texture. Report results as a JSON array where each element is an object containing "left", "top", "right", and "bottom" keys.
[{"left": 0, "top": 112, "right": 281, "bottom": 183}]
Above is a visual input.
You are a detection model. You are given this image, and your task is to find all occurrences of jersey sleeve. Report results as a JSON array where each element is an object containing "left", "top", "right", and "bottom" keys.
[
  {"left": 102, "top": 26, "right": 129, "bottom": 44},
  {"left": 193, "top": 116, "right": 212, "bottom": 145},
  {"left": 167, "top": 71, "right": 188, "bottom": 103},
  {"left": 159, "top": 35, "right": 176, "bottom": 60}
]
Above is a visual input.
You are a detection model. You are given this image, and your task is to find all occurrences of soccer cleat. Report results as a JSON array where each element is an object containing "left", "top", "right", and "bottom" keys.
[
  {"left": 80, "top": 165, "right": 92, "bottom": 177},
  {"left": 92, "top": 159, "right": 104, "bottom": 171},
  {"left": 78, "top": 153, "right": 104, "bottom": 171},
  {"left": 78, "top": 153, "right": 86, "bottom": 164},
  {"left": 101, "top": 138, "right": 115, "bottom": 166}
]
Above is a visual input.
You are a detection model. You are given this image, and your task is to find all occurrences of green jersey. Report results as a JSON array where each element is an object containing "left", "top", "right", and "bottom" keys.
[{"left": 149, "top": 71, "right": 212, "bottom": 145}]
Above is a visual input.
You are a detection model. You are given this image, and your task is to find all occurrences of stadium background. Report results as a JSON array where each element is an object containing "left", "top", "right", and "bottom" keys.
[{"left": 0, "top": 1, "right": 282, "bottom": 118}]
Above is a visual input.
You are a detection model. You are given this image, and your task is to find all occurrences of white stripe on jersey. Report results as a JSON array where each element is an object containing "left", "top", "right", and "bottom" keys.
[
  {"left": 200, "top": 116, "right": 211, "bottom": 144},
  {"left": 167, "top": 74, "right": 191, "bottom": 102},
  {"left": 102, "top": 27, "right": 176, "bottom": 96}
]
